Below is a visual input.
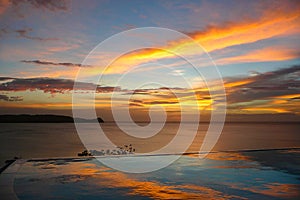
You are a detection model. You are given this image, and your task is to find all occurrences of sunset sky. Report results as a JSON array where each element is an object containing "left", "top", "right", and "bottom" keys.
[{"left": 0, "top": 0, "right": 300, "bottom": 122}]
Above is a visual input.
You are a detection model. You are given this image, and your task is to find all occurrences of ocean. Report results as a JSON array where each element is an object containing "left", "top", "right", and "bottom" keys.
[
  {"left": 0, "top": 122, "right": 300, "bottom": 199},
  {"left": 1, "top": 122, "right": 299, "bottom": 164}
]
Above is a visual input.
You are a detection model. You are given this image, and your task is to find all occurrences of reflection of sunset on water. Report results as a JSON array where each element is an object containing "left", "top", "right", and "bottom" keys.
[{"left": 14, "top": 149, "right": 300, "bottom": 199}]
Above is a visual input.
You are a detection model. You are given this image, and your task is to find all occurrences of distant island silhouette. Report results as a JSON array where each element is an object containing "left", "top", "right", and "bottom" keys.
[{"left": 0, "top": 114, "right": 104, "bottom": 123}]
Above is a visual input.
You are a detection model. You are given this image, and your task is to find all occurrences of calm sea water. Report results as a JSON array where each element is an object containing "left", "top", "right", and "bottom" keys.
[{"left": 0, "top": 122, "right": 299, "bottom": 164}]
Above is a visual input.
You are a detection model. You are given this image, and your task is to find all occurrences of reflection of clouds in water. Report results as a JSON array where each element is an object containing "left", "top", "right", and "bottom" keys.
[
  {"left": 230, "top": 183, "right": 300, "bottom": 199},
  {"left": 187, "top": 152, "right": 251, "bottom": 161},
  {"left": 260, "top": 183, "right": 300, "bottom": 198},
  {"left": 18, "top": 160, "right": 236, "bottom": 199},
  {"left": 14, "top": 154, "right": 300, "bottom": 199},
  {"left": 65, "top": 163, "right": 236, "bottom": 199}
]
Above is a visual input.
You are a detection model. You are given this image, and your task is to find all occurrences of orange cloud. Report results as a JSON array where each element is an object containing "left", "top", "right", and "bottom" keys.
[
  {"left": 218, "top": 47, "right": 300, "bottom": 65},
  {"left": 16, "top": 67, "right": 79, "bottom": 79},
  {"left": 224, "top": 79, "right": 253, "bottom": 88},
  {"left": 274, "top": 94, "right": 300, "bottom": 99},
  {"left": 30, "top": 3, "right": 299, "bottom": 79},
  {"left": 0, "top": 0, "right": 10, "bottom": 15},
  {"left": 88, "top": 5, "right": 300, "bottom": 75},
  {"left": 194, "top": 11, "right": 300, "bottom": 52},
  {"left": 241, "top": 107, "right": 290, "bottom": 114}
]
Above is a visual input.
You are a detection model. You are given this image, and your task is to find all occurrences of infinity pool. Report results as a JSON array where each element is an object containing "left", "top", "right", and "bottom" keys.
[{"left": 1, "top": 149, "right": 300, "bottom": 199}]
